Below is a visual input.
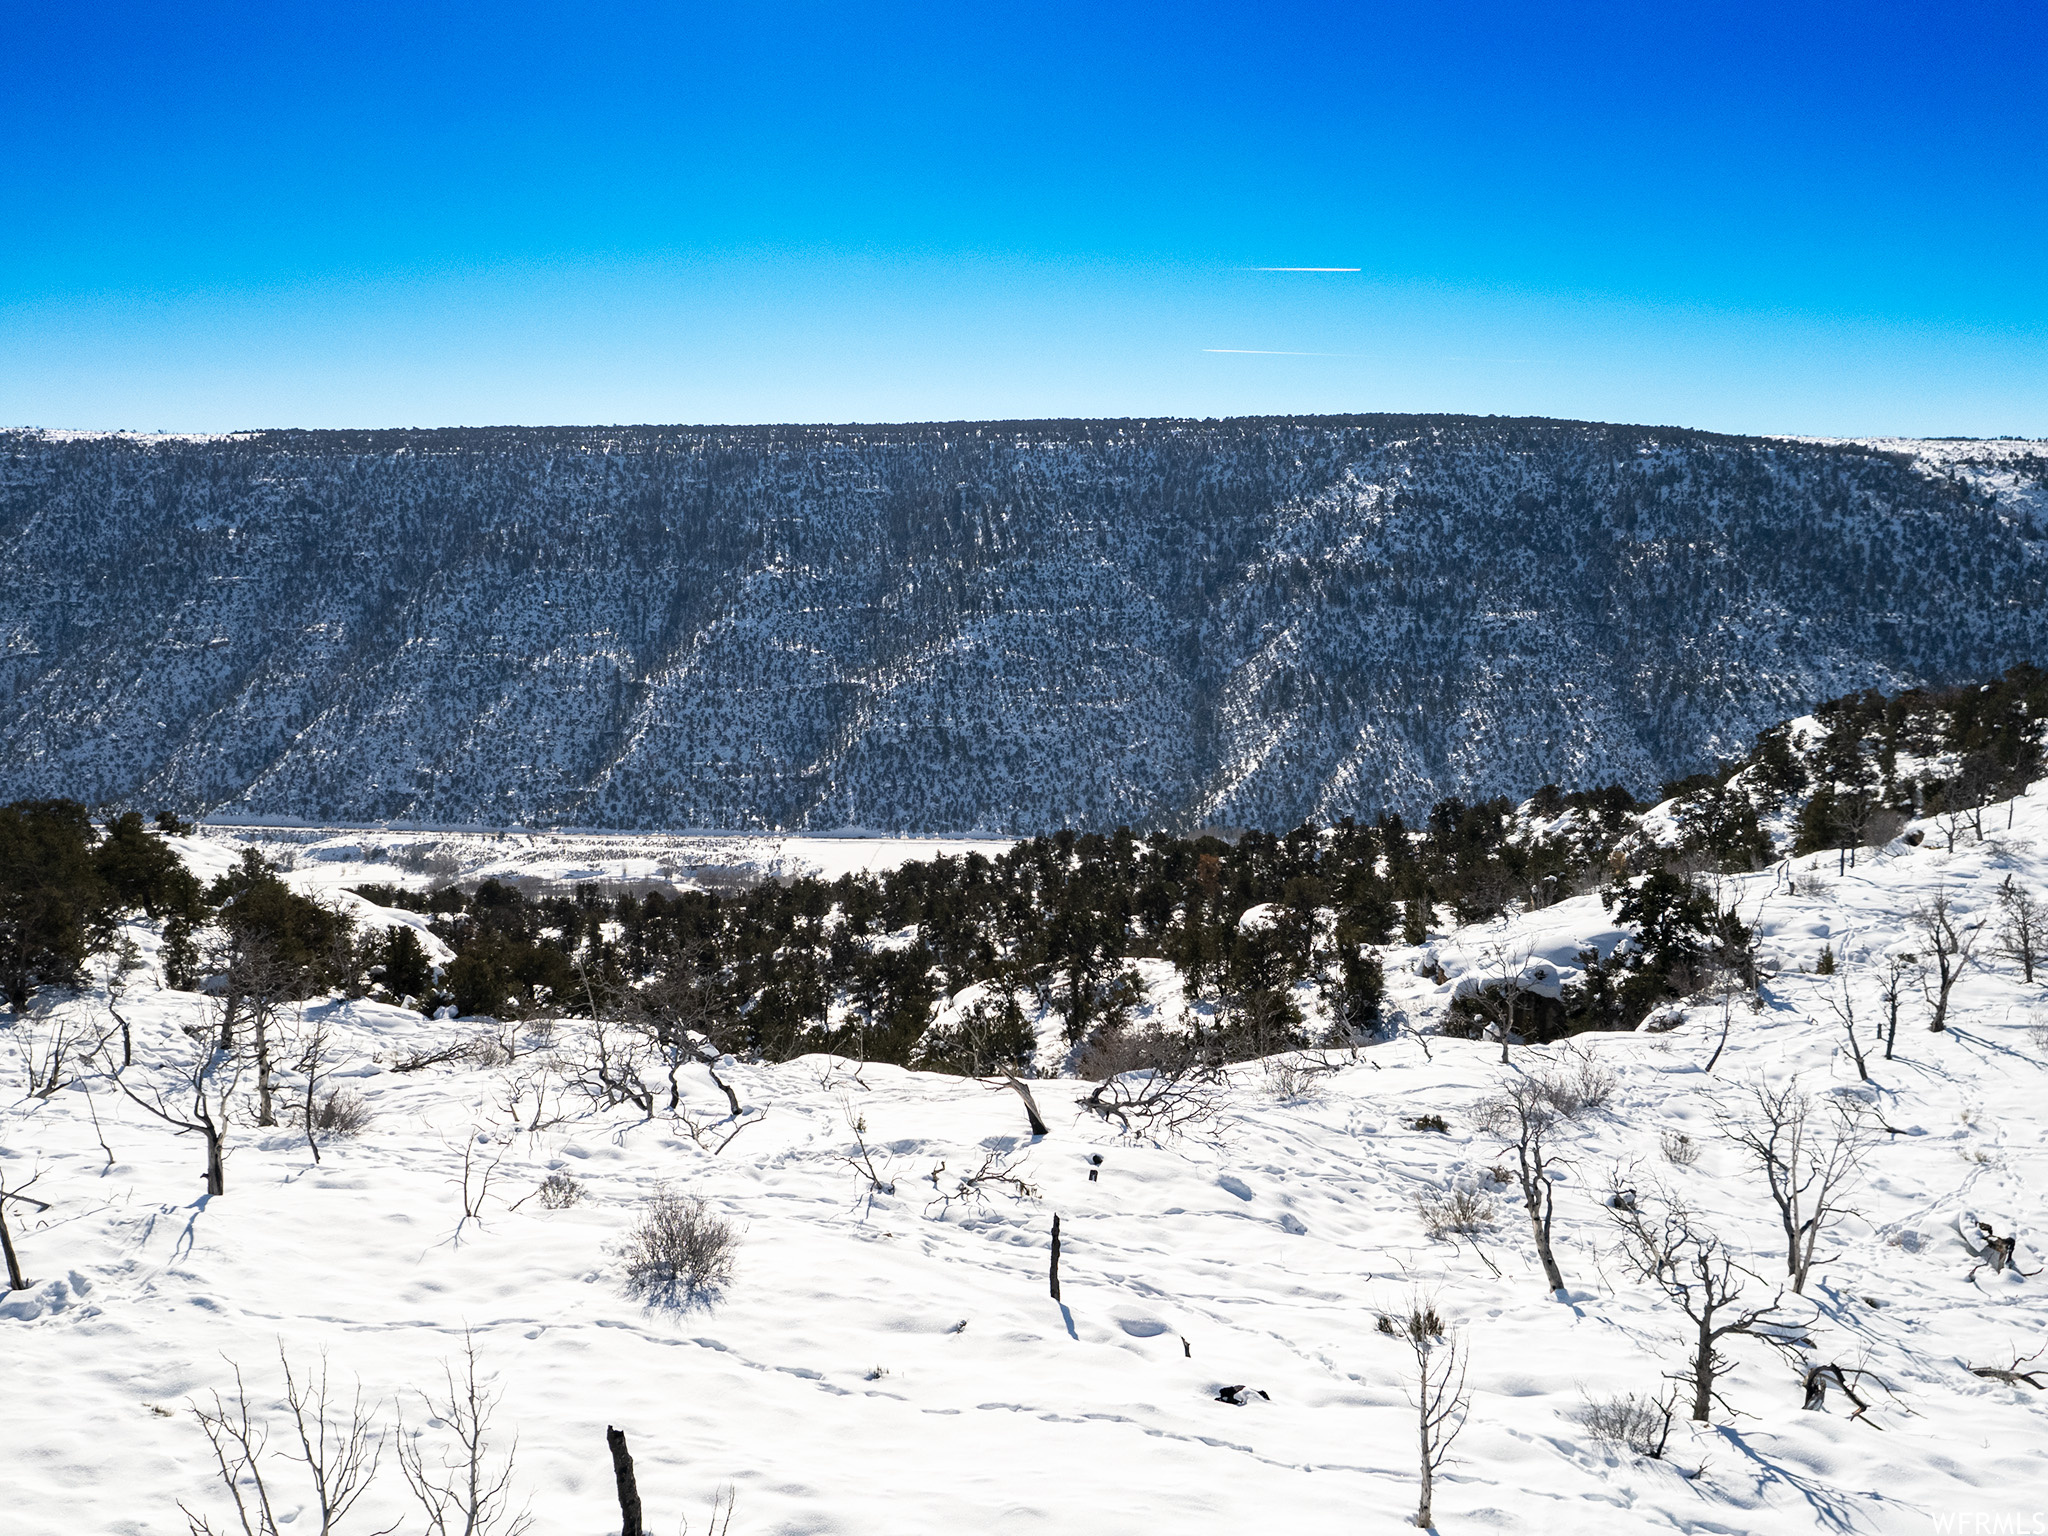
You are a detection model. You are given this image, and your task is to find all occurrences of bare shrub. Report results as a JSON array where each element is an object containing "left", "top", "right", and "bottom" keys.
[
  {"left": 1660, "top": 1129, "right": 1702, "bottom": 1167},
  {"left": 392, "top": 1038, "right": 481, "bottom": 1074},
  {"left": 535, "top": 1172, "right": 583, "bottom": 1210},
  {"left": 1079, "top": 1024, "right": 1221, "bottom": 1141},
  {"left": 444, "top": 1128, "right": 511, "bottom": 1233},
  {"left": 1083, "top": 1067, "right": 1219, "bottom": 1140},
  {"left": 471, "top": 1033, "right": 515, "bottom": 1069},
  {"left": 309, "top": 1088, "right": 373, "bottom": 1139},
  {"left": 1262, "top": 1055, "right": 1327, "bottom": 1102},
  {"left": 14, "top": 998, "right": 107, "bottom": 1099},
  {"left": 1377, "top": 1301, "right": 1444, "bottom": 1338},
  {"left": 1076, "top": 1020, "right": 1183, "bottom": 1080},
  {"left": 179, "top": 1346, "right": 386, "bottom": 1536},
  {"left": 1416, "top": 1186, "right": 1497, "bottom": 1238},
  {"left": 397, "top": 1334, "right": 532, "bottom": 1535},
  {"left": 1576, "top": 1390, "right": 1675, "bottom": 1458},
  {"left": 1536, "top": 1048, "right": 1617, "bottom": 1118},
  {"left": 395, "top": 844, "right": 461, "bottom": 879},
  {"left": 924, "top": 1147, "right": 1039, "bottom": 1218},
  {"left": 622, "top": 1186, "right": 739, "bottom": 1303}
]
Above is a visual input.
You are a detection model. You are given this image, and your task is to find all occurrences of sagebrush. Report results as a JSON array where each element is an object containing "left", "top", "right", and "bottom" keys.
[
  {"left": 308, "top": 1088, "right": 372, "bottom": 1138},
  {"left": 1416, "top": 1186, "right": 1497, "bottom": 1238},
  {"left": 1576, "top": 1390, "right": 1674, "bottom": 1458},
  {"left": 622, "top": 1186, "right": 739, "bottom": 1303}
]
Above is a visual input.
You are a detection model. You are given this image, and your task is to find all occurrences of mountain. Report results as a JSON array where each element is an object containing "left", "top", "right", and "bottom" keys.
[{"left": 2, "top": 418, "right": 2044, "bottom": 831}]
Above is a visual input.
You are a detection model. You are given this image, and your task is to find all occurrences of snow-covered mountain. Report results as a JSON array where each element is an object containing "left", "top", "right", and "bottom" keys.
[
  {"left": 3, "top": 419, "right": 2043, "bottom": 831},
  {"left": 4, "top": 780, "right": 2044, "bottom": 1535}
]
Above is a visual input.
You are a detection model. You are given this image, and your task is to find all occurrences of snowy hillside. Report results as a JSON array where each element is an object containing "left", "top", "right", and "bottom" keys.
[
  {"left": 4, "top": 790, "right": 2045, "bottom": 1533},
  {"left": 3, "top": 418, "right": 2044, "bottom": 832}
]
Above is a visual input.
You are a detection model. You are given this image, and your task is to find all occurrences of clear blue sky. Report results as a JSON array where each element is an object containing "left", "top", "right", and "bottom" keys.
[{"left": 4, "top": 1, "right": 2042, "bottom": 436}]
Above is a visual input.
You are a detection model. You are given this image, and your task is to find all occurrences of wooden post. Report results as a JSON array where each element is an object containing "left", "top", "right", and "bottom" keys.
[
  {"left": 1049, "top": 1213, "right": 1062, "bottom": 1302},
  {"left": 607, "top": 1426, "right": 644, "bottom": 1536}
]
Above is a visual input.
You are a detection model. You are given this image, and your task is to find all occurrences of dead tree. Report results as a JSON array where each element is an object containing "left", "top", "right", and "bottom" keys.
[
  {"left": 1703, "top": 977, "right": 1738, "bottom": 1074},
  {"left": 88, "top": 934, "right": 146, "bottom": 1069},
  {"left": 1964, "top": 1220, "right": 2039, "bottom": 1281},
  {"left": 0, "top": 1161, "right": 50, "bottom": 1290},
  {"left": 608, "top": 957, "right": 728, "bottom": 1114},
  {"left": 213, "top": 935, "right": 299, "bottom": 1128},
  {"left": 1913, "top": 890, "right": 1980, "bottom": 1033},
  {"left": 1473, "top": 1077, "right": 1568, "bottom": 1296},
  {"left": 1714, "top": 1081, "right": 1869, "bottom": 1293},
  {"left": 1823, "top": 980, "right": 1869, "bottom": 1083},
  {"left": 397, "top": 1333, "right": 533, "bottom": 1536},
  {"left": 1388, "top": 1298, "right": 1469, "bottom": 1530},
  {"left": 564, "top": 1017, "right": 657, "bottom": 1117},
  {"left": 606, "top": 1427, "right": 644, "bottom": 1536},
  {"left": 701, "top": 1050, "right": 743, "bottom": 1119},
  {"left": 1466, "top": 939, "right": 1535, "bottom": 1065},
  {"left": 292, "top": 1013, "right": 336, "bottom": 1166},
  {"left": 998, "top": 1073, "right": 1050, "bottom": 1137},
  {"left": 1799, "top": 1361, "right": 1887, "bottom": 1424},
  {"left": 1609, "top": 1186, "right": 1804, "bottom": 1421},
  {"left": 118, "top": 1025, "right": 243, "bottom": 1197},
  {"left": 1081, "top": 1045, "right": 1219, "bottom": 1141},
  {"left": 1877, "top": 954, "right": 1915, "bottom": 1061},
  {"left": 1968, "top": 1343, "right": 2046, "bottom": 1390},
  {"left": 1995, "top": 878, "right": 2041, "bottom": 984}
]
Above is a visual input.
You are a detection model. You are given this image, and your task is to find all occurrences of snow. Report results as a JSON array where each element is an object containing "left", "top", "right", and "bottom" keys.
[
  {"left": 173, "top": 824, "right": 1017, "bottom": 895},
  {"left": 4, "top": 794, "right": 2048, "bottom": 1534}
]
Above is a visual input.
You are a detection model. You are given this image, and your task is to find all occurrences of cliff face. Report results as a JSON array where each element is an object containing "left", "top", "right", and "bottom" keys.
[{"left": 3, "top": 418, "right": 2043, "bottom": 831}]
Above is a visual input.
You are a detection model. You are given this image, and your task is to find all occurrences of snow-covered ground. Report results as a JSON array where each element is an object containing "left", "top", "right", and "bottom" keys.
[
  {"left": 4, "top": 795, "right": 2047, "bottom": 1534},
  {"left": 175, "top": 823, "right": 1018, "bottom": 894}
]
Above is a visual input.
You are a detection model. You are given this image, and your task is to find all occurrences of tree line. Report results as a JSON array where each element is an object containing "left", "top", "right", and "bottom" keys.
[{"left": 3, "top": 667, "right": 2041, "bottom": 1078}]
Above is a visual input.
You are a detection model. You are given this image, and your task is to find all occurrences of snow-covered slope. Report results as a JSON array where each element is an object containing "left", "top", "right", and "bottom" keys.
[
  {"left": 4, "top": 791, "right": 2045, "bottom": 1533},
  {"left": 3, "top": 419, "right": 2043, "bottom": 831}
]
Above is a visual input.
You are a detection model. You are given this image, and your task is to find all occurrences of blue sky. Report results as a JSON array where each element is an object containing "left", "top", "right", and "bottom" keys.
[{"left": 4, "top": 1, "right": 2042, "bottom": 435}]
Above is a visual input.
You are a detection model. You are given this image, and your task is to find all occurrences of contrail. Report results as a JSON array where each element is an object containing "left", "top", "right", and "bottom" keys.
[
  {"left": 1202, "top": 348, "right": 1346, "bottom": 357},
  {"left": 1250, "top": 266, "right": 1360, "bottom": 272}
]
